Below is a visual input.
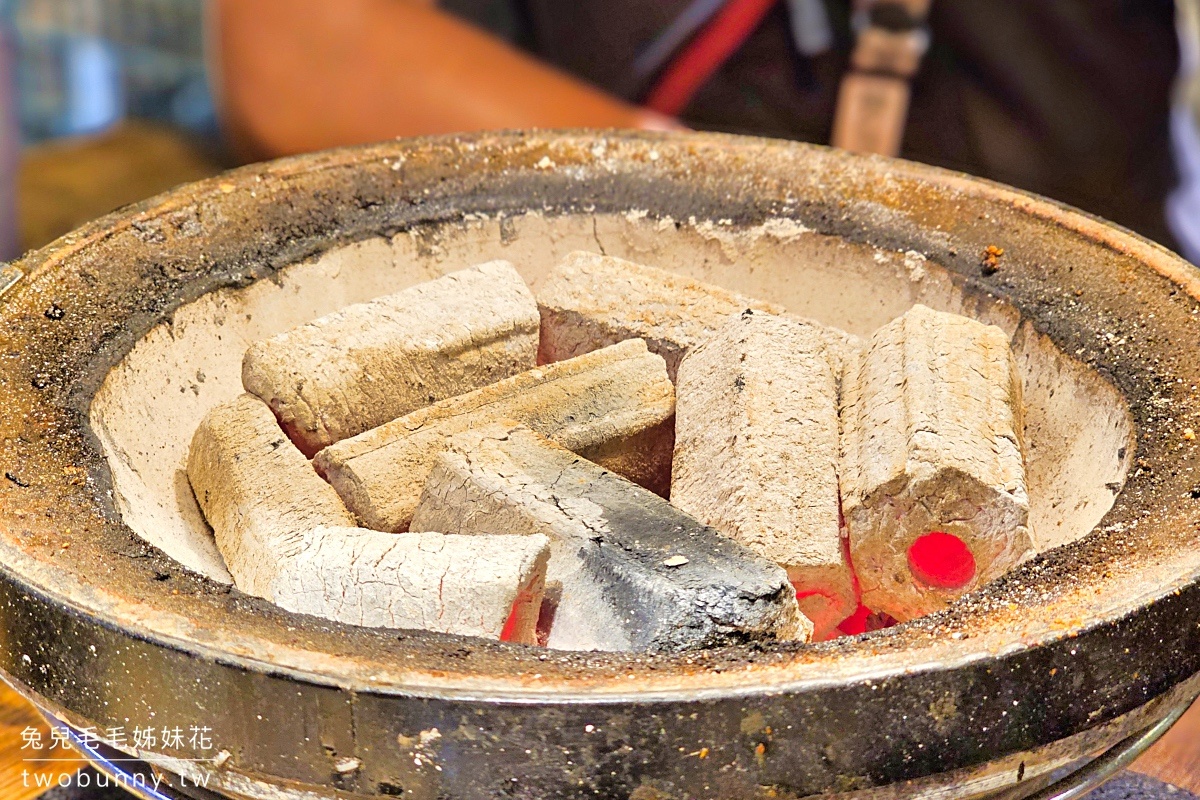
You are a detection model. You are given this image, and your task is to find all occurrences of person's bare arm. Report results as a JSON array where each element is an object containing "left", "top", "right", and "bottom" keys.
[{"left": 210, "top": 0, "right": 672, "bottom": 160}]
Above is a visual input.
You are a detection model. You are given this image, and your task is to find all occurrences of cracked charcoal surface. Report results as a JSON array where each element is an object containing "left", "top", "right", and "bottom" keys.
[
  {"left": 242, "top": 260, "right": 538, "bottom": 456},
  {"left": 314, "top": 338, "right": 675, "bottom": 532},
  {"left": 413, "top": 424, "right": 809, "bottom": 653},
  {"left": 278, "top": 526, "right": 549, "bottom": 641},
  {"left": 841, "top": 304, "right": 1035, "bottom": 621},
  {"left": 187, "top": 393, "right": 355, "bottom": 598},
  {"left": 414, "top": 446, "right": 633, "bottom": 652},
  {"left": 188, "top": 393, "right": 549, "bottom": 639},
  {"left": 673, "top": 310, "right": 855, "bottom": 640}
]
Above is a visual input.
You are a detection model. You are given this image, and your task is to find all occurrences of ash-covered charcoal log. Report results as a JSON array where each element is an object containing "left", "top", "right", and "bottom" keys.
[
  {"left": 315, "top": 339, "right": 675, "bottom": 532},
  {"left": 277, "top": 528, "right": 549, "bottom": 644},
  {"left": 841, "top": 304, "right": 1037, "bottom": 621},
  {"left": 243, "top": 261, "right": 539, "bottom": 456},
  {"left": 538, "top": 251, "right": 861, "bottom": 381},
  {"left": 537, "top": 251, "right": 783, "bottom": 380},
  {"left": 672, "top": 311, "right": 856, "bottom": 639},
  {"left": 187, "top": 393, "right": 549, "bottom": 642},
  {"left": 412, "top": 425, "right": 810, "bottom": 653},
  {"left": 188, "top": 393, "right": 355, "bottom": 597},
  {"left": 412, "top": 428, "right": 632, "bottom": 652}
]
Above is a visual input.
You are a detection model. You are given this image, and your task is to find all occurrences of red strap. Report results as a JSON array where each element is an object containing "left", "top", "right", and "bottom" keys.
[{"left": 645, "top": 0, "right": 780, "bottom": 117}]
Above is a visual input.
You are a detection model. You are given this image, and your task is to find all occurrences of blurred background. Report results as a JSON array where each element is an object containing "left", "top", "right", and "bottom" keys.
[{"left": 0, "top": 0, "right": 1194, "bottom": 261}]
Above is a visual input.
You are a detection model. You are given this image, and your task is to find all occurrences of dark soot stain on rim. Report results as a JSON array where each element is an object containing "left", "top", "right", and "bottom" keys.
[{"left": 0, "top": 130, "right": 1198, "bottom": 798}]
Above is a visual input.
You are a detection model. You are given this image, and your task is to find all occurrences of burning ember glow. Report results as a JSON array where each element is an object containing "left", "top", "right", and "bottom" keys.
[
  {"left": 185, "top": 250, "right": 1038, "bottom": 652},
  {"left": 837, "top": 605, "right": 873, "bottom": 636},
  {"left": 840, "top": 304, "right": 1035, "bottom": 621},
  {"left": 498, "top": 583, "right": 542, "bottom": 643},
  {"left": 908, "top": 531, "right": 977, "bottom": 589}
]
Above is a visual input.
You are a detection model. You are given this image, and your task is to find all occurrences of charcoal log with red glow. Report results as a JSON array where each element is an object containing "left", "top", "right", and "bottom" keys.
[
  {"left": 411, "top": 424, "right": 809, "bottom": 652},
  {"left": 185, "top": 254, "right": 1038, "bottom": 650},
  {"left": 840, "top": 304, "right": 1036, "bottom": 621},
  {"left": 671, "top": 310, "right": 855, "bottom": 640},
  {"left": 187, "top": 393, "right": 549, "bottom": 642}
]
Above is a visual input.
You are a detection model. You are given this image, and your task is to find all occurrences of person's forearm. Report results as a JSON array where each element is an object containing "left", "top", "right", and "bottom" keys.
[{"left": 210, "top": 0, "right": 667, "bottom": 160}]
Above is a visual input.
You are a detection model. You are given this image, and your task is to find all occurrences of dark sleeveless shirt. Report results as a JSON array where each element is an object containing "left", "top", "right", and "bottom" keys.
[{"left": 445, "top": 0, "right": 1180, "bottom": 248}]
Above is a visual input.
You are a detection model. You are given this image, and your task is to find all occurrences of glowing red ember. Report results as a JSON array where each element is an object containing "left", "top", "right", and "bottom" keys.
[
  {"left": 907, "top": 532, "right": 976, "bottom": 589},
  {"left": 837, "top": 604, "right": 873, "bottom": 636}
]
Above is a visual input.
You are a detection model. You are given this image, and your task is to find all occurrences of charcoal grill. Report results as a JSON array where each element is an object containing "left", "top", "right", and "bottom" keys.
[{"left": 0, "top": 131, "right": 1198, "bottom": 799}]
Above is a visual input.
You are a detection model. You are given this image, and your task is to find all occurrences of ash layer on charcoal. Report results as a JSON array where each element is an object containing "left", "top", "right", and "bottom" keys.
[
  {"left": 187, "top": 393, "right": 549, "bottom": 642},
  {"left": 841, "top": 304, "right": 1037, "bottom": 621},
  {"left": 412, "top": 424, "right": 809, "bottom": 653},
  {"left": 315, "top": 339, "right": 675, "bottom": 532},
  {"left": 673, "top": 310, "right": 856, "bottom": 640},
  {"left": 537, "top": 251, "right": 860, "bottom": 381},
  {"left": 278, "top": 527, "right": 548, "bottom": 643},
  {"left": 187, "top": 394, "right": 356, "bottom": 598},
  {"left": 537, "top": 251, "right": 782, "bottom": 380},
  {"left": 243, "top": 261, "right": 538, "bottom": 456},
  {"left": 184, "top": 248, "right": 1042, "bottom": 649}
]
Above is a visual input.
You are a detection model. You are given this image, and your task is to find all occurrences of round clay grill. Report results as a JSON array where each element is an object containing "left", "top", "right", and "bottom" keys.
[{"left": 0, "top": 130, "right": 1198, "bottom": 799}]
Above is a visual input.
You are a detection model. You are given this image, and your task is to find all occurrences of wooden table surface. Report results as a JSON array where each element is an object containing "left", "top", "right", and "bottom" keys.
[
  {"left": 0, "top": 681, "right": 85, "bottom": 800},
  {"left": 1135, "top": 696, "right": 1200, "bottom": 792},
  {"left": 7, "top": 122, "right": 1199, "bottom": 799}
]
